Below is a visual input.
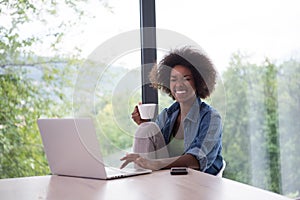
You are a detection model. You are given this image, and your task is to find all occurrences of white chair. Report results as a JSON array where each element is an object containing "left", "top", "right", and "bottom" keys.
[{"left": 216, "top": 160, "right": 226, "bottom": 177}]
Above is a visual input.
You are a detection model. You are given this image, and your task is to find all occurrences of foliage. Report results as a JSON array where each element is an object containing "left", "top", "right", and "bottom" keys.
[
  {"left": 277, "top": 59, "right": 300, "bottom": 196},
  {"left": 0, "top": 0, "right": 92, "bottom": 178},
  {"left": 0, "top": 69, "right": 48, "bottom": 177},
  {"left": 0, "top": 0, "right": 90, "bottom": 65},
  {"left": 213, "top": 52, "right": 300, "bottom": 196},
  {"left": 0, "top": 62, "right": 79, "bottom": 178}
]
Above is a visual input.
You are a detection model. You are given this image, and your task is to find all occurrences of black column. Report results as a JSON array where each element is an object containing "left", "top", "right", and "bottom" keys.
[{"left": 139, "top": 0, "right": 158, "bottom": 104}]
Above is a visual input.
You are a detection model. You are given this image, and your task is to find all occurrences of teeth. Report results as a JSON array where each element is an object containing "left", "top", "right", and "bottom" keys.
[{"left": 176, "top": 90, "right": 186, "bottom": 94}]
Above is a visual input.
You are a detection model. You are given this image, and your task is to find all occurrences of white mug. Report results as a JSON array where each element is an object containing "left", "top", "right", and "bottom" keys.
[{"left": 137, "top": 103, "right": 157, "bottom": 119}]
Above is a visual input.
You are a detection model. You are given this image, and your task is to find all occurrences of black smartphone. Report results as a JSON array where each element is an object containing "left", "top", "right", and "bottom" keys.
[{"left": 170, "top": 167, "right": 188, "bottom": 175}]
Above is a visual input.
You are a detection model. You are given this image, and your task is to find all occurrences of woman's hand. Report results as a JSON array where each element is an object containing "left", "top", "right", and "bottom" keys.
[
  {"left": 120, "top": 153, "right": 161, "bottom": 171},
  {"left": 131, "top": 103, "right": 149, "bottom": 125}
]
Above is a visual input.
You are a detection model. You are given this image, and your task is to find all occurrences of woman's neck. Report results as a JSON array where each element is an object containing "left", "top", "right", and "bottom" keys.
[{"left": 179, "top": 97, "right": 196, "bottom": 119}]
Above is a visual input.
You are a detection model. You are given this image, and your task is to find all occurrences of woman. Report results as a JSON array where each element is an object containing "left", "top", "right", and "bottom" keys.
[{"left": 120, "top": 46, "right": 223, "bottom": 175}]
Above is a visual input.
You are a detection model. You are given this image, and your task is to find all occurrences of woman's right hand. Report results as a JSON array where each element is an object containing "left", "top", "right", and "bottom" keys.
[{"left": 131, "top": 103, "right": 149, "bottom": 125}]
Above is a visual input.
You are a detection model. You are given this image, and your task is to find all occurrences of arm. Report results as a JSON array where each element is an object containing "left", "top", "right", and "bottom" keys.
[
  {"left": 120, "top": 153, "right": 199, "bottom": 171},
  {"left": 160, "top": 154, "right": 200, "bottom": 169}
]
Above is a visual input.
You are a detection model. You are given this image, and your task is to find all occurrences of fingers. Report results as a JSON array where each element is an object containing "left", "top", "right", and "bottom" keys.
[
  {"left": 131, "top": 106, "right": 140, "bottom": 119},
  {"left": 120, "top": 154, "right": 157, "bottom": 170},
  {"left": 120, "top": 153, "right": 140, "bottom": 169},
  {"left": 132, "top": 103, "right": 152, "bottom": 125},
  {"left": 131, "top": 102, "right": 152, "bottom": 125},
  {"left": 131, "top": 105, "right": 143, "bottom": 125},
  {"left": 120, "top": 153, "right": 140, "bottom": 161},
  {"left": 120, "top": 160, "right": 130, "bottom": 169}
]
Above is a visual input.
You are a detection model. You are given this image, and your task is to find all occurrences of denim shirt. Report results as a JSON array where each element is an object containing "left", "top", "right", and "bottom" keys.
[{"left": 155, "top": 97, "right": 223, "bottom": 175}]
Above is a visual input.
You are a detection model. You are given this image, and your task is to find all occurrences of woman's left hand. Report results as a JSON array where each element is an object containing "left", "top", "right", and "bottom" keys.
[{"left": 120, "top": 153, "right": 160, "bottom": 171}]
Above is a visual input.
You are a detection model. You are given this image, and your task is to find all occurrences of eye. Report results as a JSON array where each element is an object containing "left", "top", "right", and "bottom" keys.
[{"left": 184, "top": 76, "right": 193, "bottom": 81}]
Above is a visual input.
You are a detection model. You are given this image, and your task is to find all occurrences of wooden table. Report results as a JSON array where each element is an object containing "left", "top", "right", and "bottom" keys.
[{"left": 0, "top": 169, "right": 291, "bottom": 200}]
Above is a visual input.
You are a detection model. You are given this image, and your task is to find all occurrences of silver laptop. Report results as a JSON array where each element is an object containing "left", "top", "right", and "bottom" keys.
[{"left": 37, "top": 118, "right": 152, "bottom": 180}]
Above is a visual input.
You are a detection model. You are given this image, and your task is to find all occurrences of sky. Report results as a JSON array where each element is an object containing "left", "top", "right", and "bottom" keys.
[
  {"left": 4, "top": 0, "right": 299, "bottom": 73},
  {"left": 64, "top": 0, "right": 300, "bottom": 73}
]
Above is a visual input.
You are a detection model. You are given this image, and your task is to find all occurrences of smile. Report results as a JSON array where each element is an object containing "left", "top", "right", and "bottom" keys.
[{"left": 175, "top": 90, "right": 187, "bottom": 94}]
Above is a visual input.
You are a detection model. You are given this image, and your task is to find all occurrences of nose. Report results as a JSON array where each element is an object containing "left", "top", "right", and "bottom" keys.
[
  {"left": 175, "top": 78, "right": 184, "bottom": 86},
  {"left": 173, "top": 81, "right": 184, "bottom": 90}
]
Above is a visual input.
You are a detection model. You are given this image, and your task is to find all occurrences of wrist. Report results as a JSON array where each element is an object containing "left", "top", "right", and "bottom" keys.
[{"left": 151, "top": 159, "right": 162, "bottom": 171}]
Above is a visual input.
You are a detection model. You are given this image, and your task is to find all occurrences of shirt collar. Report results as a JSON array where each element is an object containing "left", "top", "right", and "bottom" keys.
[{"left": 185, "top": 98, "right": 201, "bottom": 123}]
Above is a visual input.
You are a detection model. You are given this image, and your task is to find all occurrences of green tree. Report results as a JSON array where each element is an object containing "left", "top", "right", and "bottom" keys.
[
  {"left": 0, "top": 0, "right": 102, "bottom": 178},
  {"left": 277, "top": 59, "right": 300, "bottom": 196},
  {"left": 216, "top": 52, "right": 254, "bottom": 184},
  {"left": 0, "top": 70, "right": 49, "bottom": 177},
  {"left": 262, "top": 59, "right": 281, "bottom": 193},
  {"left": 214, "top": 52, "right": 300, "bottom": 196}
]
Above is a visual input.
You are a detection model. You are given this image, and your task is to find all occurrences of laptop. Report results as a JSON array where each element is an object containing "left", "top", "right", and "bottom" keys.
[{"left": 37, "top": 118, "right": 152, "bottom": 180}]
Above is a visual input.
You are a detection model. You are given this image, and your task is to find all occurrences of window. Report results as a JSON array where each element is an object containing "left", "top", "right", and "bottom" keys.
[
  {"left": 1, "top": 1, "right": 299, "bottom": 198},
  {"left": 156, "top": 0, "right": 300, "bottom": 197},
  {"left": 0, "top": 0, "right": 141, "bottom": 177}
]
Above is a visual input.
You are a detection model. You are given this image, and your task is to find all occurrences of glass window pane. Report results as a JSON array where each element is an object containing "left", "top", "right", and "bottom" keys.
[
  {"left": 156, "top": 0, "right": 300, "bottom": 198},
  {"left": 0, "top": 0, "right": 140, "bottom": 177}
]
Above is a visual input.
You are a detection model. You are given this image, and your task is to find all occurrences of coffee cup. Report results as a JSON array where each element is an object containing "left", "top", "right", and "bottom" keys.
[{"left": 137, "top": 103, "right": 157, "bottom": 119}]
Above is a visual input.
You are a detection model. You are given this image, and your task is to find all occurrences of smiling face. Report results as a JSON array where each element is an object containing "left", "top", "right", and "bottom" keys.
[{"left": 170, "top": 65, "right": 197, "bottom": 105}]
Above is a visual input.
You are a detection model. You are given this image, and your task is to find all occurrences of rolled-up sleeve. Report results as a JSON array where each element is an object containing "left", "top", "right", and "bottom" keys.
[{"left": 186, "top": 111, "right": 222, "bottom": 171}]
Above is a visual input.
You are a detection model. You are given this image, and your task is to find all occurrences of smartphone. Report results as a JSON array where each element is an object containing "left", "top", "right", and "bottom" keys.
[{"left": 170, "top": 167, "right": 188, "bottom": 175}]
